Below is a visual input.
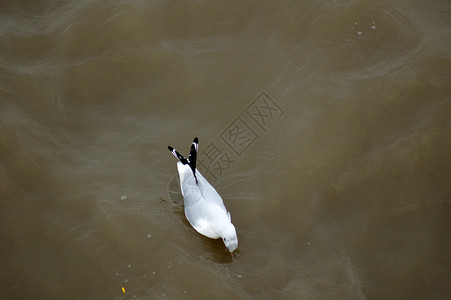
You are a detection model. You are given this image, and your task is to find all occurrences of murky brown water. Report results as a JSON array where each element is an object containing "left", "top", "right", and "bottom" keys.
[{"left": 1, "top": 1, "right": 450, "bottom": 299}]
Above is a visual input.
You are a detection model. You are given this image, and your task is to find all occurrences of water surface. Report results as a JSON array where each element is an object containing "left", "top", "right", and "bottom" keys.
[{"left": 1, "top": 1, "right": 450, "bottom": 299}]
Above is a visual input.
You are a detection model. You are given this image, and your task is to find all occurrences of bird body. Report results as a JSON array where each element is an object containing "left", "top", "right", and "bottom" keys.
[{"left": 168, "top": 138, "right": 238, "bottom": 252}]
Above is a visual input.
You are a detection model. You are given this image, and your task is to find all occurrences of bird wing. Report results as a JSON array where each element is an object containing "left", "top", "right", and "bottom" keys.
[
  {"left": 177, "top": 162, "right": 227, "bottom": 211},
  {"left": 177, "top": 162, "right": 202, "bottom": 207},
  {"left": 194, "top": 169, "right": 227, "bottom": 212}
]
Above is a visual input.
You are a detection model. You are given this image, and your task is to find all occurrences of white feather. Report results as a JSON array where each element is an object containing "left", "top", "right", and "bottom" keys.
[{"left": 176, "top": 162, "right": 238, "bottom": 251}]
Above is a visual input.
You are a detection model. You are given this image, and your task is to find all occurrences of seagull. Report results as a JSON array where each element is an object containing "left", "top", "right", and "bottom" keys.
[{"left": 168, "top": 137, "right": 238, "bottom": 253}]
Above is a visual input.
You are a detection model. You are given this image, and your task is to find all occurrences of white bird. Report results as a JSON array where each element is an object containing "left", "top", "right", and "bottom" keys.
[{"left": 168, "top": 137, "right": 238, "bottom": 252}]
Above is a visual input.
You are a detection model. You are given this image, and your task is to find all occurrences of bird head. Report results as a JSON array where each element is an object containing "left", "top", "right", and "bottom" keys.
[{"left": 221, "top": 223, "right": 238, "bottom": 253}]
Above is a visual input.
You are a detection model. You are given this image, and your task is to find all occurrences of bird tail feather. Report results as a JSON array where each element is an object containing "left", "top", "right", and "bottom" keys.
[
  {"left": 168, "top": 137, "right": 199, "bottom": 182},
  {"left": 188, "top": 137, "right": 198, "bottom": 177}
]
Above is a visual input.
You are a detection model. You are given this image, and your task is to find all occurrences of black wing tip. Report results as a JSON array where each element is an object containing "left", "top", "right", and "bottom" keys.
[
  {"left": 168, "top": 139, "right": 199, "bottom": 168},
  {"left": 168, "top": 146, "right": 188, "bottom": 164},
  {"left": 191, "top": 137, "right": 199, "bottom": 153},
  {"left": 188, "top": 137, "right": 198, "bottom": 177}
]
